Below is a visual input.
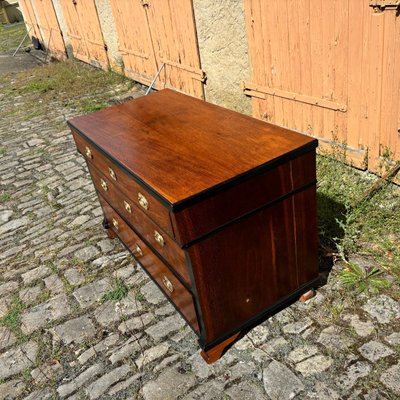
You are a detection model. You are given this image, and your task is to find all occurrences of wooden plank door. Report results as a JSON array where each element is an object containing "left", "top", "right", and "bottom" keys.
[
  {"left": 244, "top": 0, "right": 400, "bottom": 172},
  {"left": 110, "top": 0, "right": 204, "bottom": 99},
  {"left": 19, "top": 0, "right": 43, "bottom": 45},
  {"left": 32, "top": 0, "right": 66, "bottom": 59},
  {"left": 145, "top": 0, "right": 205, "bottom": 98},
  {"left": 60, "top": 0, "right": 108, "bottom": 69},
  {"left": 109, "top": 0, "right": 158, "bottom": 84}
]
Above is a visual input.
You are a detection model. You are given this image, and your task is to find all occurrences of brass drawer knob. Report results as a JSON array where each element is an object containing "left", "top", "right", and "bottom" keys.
[
  {"left": 154, "top": 230, "right": 165, "bottom": 247},
  {"left": 138, "top": 192, "right": 149, "bottom": 210},
  {"left": 162, "top": 275, "right": 174, "bottom": 293},
  {"left": 134, "top": 243, "right": 143, "bottom": 257},
  {"left": 100, "top": 178, "right": 108, "bottom": 191},
  {"left": 85, "top": 146, "right": 92, "bottom": 159},
  {"left": 124, "top": 200, "right": 132, "bottom": 213},
  {"left": 108, "top": 167, "right": 116, "bottom": 181},
  {"left": 112, "top": 218, "right": 119, "bottom": 230}
]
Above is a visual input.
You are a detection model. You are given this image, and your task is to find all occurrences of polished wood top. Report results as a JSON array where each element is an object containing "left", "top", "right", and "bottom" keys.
[{"left": 68, "top": 89, "right": 317, "bottom": 206}]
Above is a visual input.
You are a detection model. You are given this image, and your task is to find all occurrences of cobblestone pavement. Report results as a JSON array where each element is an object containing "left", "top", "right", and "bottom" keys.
[{"left": 0, "top": 61, "right": 399, "bottom": 400}]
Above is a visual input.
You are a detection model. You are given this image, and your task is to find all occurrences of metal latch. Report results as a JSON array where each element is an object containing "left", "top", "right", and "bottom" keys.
[
  {"left": 141, "top": 0, "right": 149, "bottom": 6},
  {"left": 369, "top": 0, "right": 400, "bottom": 11}
]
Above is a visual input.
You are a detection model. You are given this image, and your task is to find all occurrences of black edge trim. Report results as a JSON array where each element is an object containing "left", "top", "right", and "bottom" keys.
[
  {"left": 68, "top": 121, "right": 317, "bottom": 212},
  {"left": 183, "top": 180, "right": 317, "bottom": 249},
  {"left": 199, "top": 276, "right": 321, "bottom": 351}
]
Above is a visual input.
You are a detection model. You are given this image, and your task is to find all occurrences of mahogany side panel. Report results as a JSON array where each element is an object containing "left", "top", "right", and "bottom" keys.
[
  {"left": 172, "top": 151, "right": 317, "bottom": 244},
  {"left": 187, "top": 194, "right": 301, "bottom": 344},
  {"left": 99, "top": 196, "right": 200, "bottom": 334}
]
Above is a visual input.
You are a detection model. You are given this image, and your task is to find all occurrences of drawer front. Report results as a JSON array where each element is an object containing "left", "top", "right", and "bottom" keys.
[
  {"left": 72, "top": 129, "right": 173, "bottom": 235},
  {"left": 99, "top": 196, "right": 199, "bottom": 334},
  {"left": 89, "top": 163, "right": 191, "bottom": 285}
]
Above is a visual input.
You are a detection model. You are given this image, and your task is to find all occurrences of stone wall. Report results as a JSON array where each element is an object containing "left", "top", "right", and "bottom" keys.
[
  {"left": 192, "top": 0, "right": 251, "bottom": 115},
  {"left": 94, "top": 0, "right": 122, "bottom": 73}
]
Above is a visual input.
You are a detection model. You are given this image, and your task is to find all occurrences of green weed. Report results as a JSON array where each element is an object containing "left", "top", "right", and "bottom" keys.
[
  {"left": 0, "top": 297, "right": 24, "bottom": 332},
  {"left": 101, "top": 278, "right": 129, "bottom": 303},
  {"left": 0, "top": 192, "right": 11, "bottom": 203},
  {"left": 0, "top": 147, "right": 6, "bottom": 156},
  {"left": 339, "top": 262, "right": 390, "bottom": 294}
]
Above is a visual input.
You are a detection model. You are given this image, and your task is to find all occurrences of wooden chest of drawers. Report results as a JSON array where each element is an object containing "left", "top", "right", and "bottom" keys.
[{"left": 68, "top": 89, "right": 319, "bottom": 363}]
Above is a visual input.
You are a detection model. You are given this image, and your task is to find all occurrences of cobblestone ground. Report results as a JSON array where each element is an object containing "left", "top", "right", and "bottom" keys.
[{"left": 0, "top": 60, "right": 399, "bottom": 400}]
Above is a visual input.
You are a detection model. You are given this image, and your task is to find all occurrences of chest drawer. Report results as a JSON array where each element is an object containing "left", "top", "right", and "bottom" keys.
[
  {"left": 99, "top": 196, "right": 199, "bottom": 334},
  {"left": 71, "top": 129, "right": 173, "bottom": 236},
  {"left": 88, "top": 163, "right": 191, "bottom": 286}
]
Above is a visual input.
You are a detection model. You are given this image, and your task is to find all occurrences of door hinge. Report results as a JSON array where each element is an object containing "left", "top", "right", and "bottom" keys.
[
  {"left": 141, "top": 0, "right": 149, "bottom": 7},
  {"left": 104, "top": 44, "right": 108, "bottom": 51},
  {"left": 369, "top": 0, "right": 400, "bottom": 11}
]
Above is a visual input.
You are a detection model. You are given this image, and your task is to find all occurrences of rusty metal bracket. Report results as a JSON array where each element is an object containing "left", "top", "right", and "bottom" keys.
[
  {"left": 369, "top": 0, "right": 400, "bottom": 11},
  {"left": 241, "top": 81, "right": 347, "bottom": 112}
]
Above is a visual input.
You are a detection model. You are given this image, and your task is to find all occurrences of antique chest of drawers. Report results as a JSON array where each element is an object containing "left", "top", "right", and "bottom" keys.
[{"left": 68, "top": 89, "right": 319, "bottom": 363}]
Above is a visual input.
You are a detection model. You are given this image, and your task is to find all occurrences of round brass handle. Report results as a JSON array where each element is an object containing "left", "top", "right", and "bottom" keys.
[
  {"left": 124, "top": 200, "right": 132, "bottom": 213},
  {"left": 85, "top": 146, "right": 92, "bottom": 159},
  {"left": 154, "top": 230, "right": 165, "bottom": 247},
  {"left": 108, "top": 167, "right": 116, "bottom": 181},
  {"left": 134, "top": 243, "right": 143, "bottom": 257},
  {"left": 100, "top": 179, "right": 108, "bottom": 191},
  {"left": 162, "top": 275, "right": 174, "bottom": 293},
  {"left": 112, "top": 218, "right": 119, "bottom": 230},
  {"left": 138, "top": 192, "right": 149, "bottom": 210}
]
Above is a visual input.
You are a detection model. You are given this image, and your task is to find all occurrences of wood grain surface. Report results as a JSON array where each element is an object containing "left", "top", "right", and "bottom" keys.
[{"left": 68, "top": 89, "right": 317, "bottom": 206}]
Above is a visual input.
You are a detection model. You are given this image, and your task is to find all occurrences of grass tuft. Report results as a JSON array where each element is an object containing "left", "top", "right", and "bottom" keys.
[
  {"left": 101, "top": 278, "right": 129, "bottom": 303},
  {"left": 0, "top": 297, "right": 24, "bottom": 332}
]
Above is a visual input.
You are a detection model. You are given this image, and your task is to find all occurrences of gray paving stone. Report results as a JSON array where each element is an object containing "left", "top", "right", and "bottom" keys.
[
  {"left": 0, "top": 296, "right": 12, "bottom": 318},
  {"left": 182, "top": 380, "right": 224, "bottom": 400},
  {"left": 336, "top": 361, "right": 372, "bottom": 391},
  {"left": 118, "top": 313, "right": 155, "bottom": 334},
  {"left": 0, "top": 379, "right": 25, "bottom": 400},
  {"left": 142, "top": 368, "right": 196, "bottom": 400},
  {"left": 44, "top": 274, "right": 65, "bottom": 295},
  {"left": 385, "top": 332, "right": 400, "bottom": 346},
  {"left": 141, "top": 280, "right": 166, "bottom": 304},
  {"left": 19, "top": 284, "right": 42, "bottom": 305},
  {"left": 358, "top": 340, "right": 394, "bottom": 362},
  {"left": 109, "top": 336, "right": 148, "bottom": 364},
  {"left": 288, "top": 345, "right": 319, "bottom": 363},
  {"left": 0, "top": 280, "right": 19, "bottom": 296},
  {"left": 282, "top": 317, "right": 313, "bottom": 334},
  {"left": 52, "top": 316, "right": 96, "bottom": 345},
  {"left": 0, "top": 326, "right": 16, "bottom": 350},
  {"left": 344, "top": 315, "right": 374, "bottom": 337},
  {"left": 145, "top": 314, "right": 186, "bottom": 341},
  {"left": 295, "top": 354, "right": 333, "bottom": 376},
  {"left": 224, "top": 361, "right": 256, "bottom": 385},
  {"left": 85, "top": 364, "right": 132, "bottom": 399},
  {"left": 363, "top": 295, "right": 400, "bottom": 324},
  {"left": 136, "top": 343, "right": 170, "bottom": 369},
  {"left": 71, "top": 215, "right": 90, "bottom": 226},
  {"left": 94, "top": 293, "right": 143, "bottom": 326},
  {"left": 72, "top": 278, "right": 111, "bottom": 308},
  {"left": 252, "top": 337, "right": 291, "bottom": 361},
  {"left": 63, "top": 268, "right": 85, "bottom": 286},
  {"left": 57, "top": 363, "right": 104, "bottom": 398},
  {"left": 21, "top": 265, "right": 50, "bottom": 285},
  {"left": 74, "top": 245, "right": 100, "bottom": 262},
  {"left": 0, "top": 216, "right": 30, "bottom": 235},
  {"left": 263, "top": 360, "right": 304, "bottom": 400},
  {"left": 0, "top": 210, "right": 13, "bottom": 224},
  {"left": 107, "top": 373, "right": 142, "bottom": 396},
  {"left": 31, "top": 362, "right": 63, "bottom": 384},
  {"left": 23, "top": 388, "right": 54, "bottom": 400},
  {"left": 305, "top": 382, "right": 341, "bottom": 400},
  {"left": 0, "top": 341, "right": 38, "bottom": 380},
  {"left": 97, "top": 238, "right": 115, "bottom": 253},
  {"left": 21, "top": 294, "right": 72, "bottom": 334},
  {"left": 318, "top": 325, "right": 355, "bottom": 352},
  {"left": 225, "top": 382, "right": 268, "bottom": 400},
  {"left": 78, "top": 333, "right": 120, "bottom": 364},
  {"left": 380, "top": 362, "right": 400, "bottom": 396}
]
